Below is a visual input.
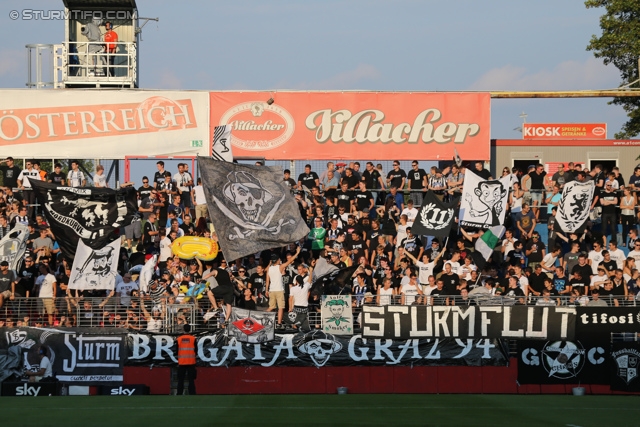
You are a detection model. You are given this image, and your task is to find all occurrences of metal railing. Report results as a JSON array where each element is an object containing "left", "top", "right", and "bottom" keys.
[
  {"left": 54, "top": 41, "right": 137, "bottom": 87},
  {"left": 1, "top": 293, "right": 636, "bottom": 332}
]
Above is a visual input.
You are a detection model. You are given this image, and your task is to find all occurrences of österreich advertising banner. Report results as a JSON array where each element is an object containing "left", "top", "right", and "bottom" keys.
[
  {"left": 209, "top": 91, "right": 490, "bottom": 160},
  {"left": 517, "top": 340, "right": 608, "bottom": 385},
  {"left": 522, "top": 123, "right": 607, "bottom": 140},
  {"left": 0, "top": 90, "right": 210, "bottom": 159},
  {"left": 361, "top": 306, "right": 576, "bottom": 341}
]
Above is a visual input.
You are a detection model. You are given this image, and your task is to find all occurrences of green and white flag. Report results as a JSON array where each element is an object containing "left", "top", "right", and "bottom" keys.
[
  {"left": 321, "top": 295, "right": 353, "bottom": 335},
  {"left": 472, "top": 225, "right": 505, "bottom": 269}
]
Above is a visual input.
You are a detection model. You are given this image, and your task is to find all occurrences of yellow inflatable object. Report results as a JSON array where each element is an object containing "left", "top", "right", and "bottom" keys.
[{"left": 171, "top": 236, "right": 219, "bottom": 261}]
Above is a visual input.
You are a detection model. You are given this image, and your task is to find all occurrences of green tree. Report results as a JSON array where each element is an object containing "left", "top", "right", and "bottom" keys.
[{"left": 586, "top": 0, "right": 640, "bottom": 139}]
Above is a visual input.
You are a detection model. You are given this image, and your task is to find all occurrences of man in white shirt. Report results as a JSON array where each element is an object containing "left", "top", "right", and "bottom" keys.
[
  {"left": 588, "top": 242, "right": 605, "bottom": 275},
  {"left": 628, "top": 241, "right": 640, "bottom": 263},
  {"left": 115, "top": 273, "right": 139, "bottom": 307},
  {"left": 608, "top": 241, "right": 626, "bottom": 270},
  {"left": 67, "top": 160, "right": 86, "bottom": 187},
  {"left": 501, "top": 229, "right": 517, "bottom": 261},
  {"left": 36, "top": 264, "right": 57, "bottom": 326},
  {"left": 400, "top": 200, "right": 419, "bottom": 226},
  {"left": 193, "top": 178, "right": 208, "bottom": 222},
  {"left": 17, "top": 160, "right": 42, "bottom": 219},
  {"left": 266, "top": 247, "right": 300, "bottom": 328},
  {"left": 174, "top": 163, "right": 194, "bottom": 217},
  {"left": 444, "top": 251, "right": 463, "bottom": 277},
  {"left": 25, "top": 346, "right": 53, "bottom": 382},
  {"left": 159, "top": 229, "right": 176, "bottom": 264}
]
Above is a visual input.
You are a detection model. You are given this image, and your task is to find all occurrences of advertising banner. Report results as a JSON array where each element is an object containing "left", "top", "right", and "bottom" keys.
[
  {"left": 522, "top": 123, "right": 607, "bottom": 140},
  {"left": 2, "top": 327, "right": 125, "bottom": 385},
  {"left": 209, "top": 91, "right": 490, "bottom": 160},
  {"left": 361, "top": 306, "right": 576, "bottom": 341},
  {"left": 517, "top": 340, "right": 608, "bottom": 384},
  {"left": 0, "top": 90, "right": 210, "bottom": 159}
]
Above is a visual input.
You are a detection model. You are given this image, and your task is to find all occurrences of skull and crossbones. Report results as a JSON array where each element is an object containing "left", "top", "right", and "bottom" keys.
[
  {"left": 298, "top": 331, "right": 342, "bottom": 367},
  {"left": 223, "top": 171, "right": 273, "bottom": 223}
]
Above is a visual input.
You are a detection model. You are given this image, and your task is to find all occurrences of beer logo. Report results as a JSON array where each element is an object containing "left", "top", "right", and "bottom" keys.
[
  {"left": 592, "top": 127, "right": 606, "bottom": 137},
  {"left": 219, "top": 102, "right": 295, "bottom": 151}
]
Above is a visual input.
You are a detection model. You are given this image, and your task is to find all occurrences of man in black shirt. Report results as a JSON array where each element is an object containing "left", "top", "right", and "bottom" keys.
[
  {"left": 47, "top": 163, "right": 66, "bottom": 186},
  {"left": 15, "top": 256, "right": 37, "bottom": 298},
  {"left": 153, "top": 161, "right": 169, "bottom": 189},
  {"left": 408, "top": 161, "right": 428, "bottom": 206},
  {"left": 354, "top": 181, "right": 374, "bottom": 213},
  {"left": 297, "top": 164, "right": 319, "bottom": 191},
  {"left": 527, "top": 264, "right": 547, "bottom": 297},
  {"left": 0, "top": 157, "right": 21, "bottom": 189},
  {"left": 473, "top": 161, "right": 492, "bottom": 180},
  {"left": 571, "top": 254, "right": 592, "bottom": 282},
  {"left": 599, "top": 182, "right": 619, "bottom": 243},
  {"left": 335, "top": 182, "right": 353, "bottom": 212},
  {"left": 598, "top": 250, "right": 617, "bottom": 278},
  {"left": 386, "top": 161, "right": 406, "bottom": 190},
  {"left": 527, "top": 163, "right": 547, "bottom": 220},
  {"left": 439, "top": 263, "right": 459, "bottom": 295},
  {"left": 283, "top": 169, "right": 297, "bottom": 192},
  {"left": 137, "top": 176, "right": 153, "bottom": 200}
]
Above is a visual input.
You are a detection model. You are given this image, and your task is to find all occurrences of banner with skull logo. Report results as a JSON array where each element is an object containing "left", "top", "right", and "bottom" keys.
[
  {"left": 321, "top": 295, "right": 353, "bottom": 335},
  {"left": 198, "top": 157, "right": 310, "bottom": 262},
  {"left": 411, "top": 192, "right": 457, "bottom": 238},
  {"left": 554, "top": 180, "right": 595, "bottom": 234},
  {"left": 0, "top": 224, "right": 29, "bottom": 271},
  {"left": 69, "top": 239, "right": 121, "bottom": 290},
  {"left": 459, "top": 170, "right": 511, "bottom": 229},
  {"left": 31, "top": 181, "right": 138, "bottom": 260}
]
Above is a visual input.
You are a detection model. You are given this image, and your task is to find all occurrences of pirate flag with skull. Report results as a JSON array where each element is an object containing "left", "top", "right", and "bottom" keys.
[
  {"left": 198, "top": 157, "right": 310, "bottom": 262},
  {"left": 31, "top": 181, "right": 138, "bottom": 260}
]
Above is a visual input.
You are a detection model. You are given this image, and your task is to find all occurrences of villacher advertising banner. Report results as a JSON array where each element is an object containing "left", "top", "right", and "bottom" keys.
[
  {"left": 2, "top": 327, "right": 125, "bottom": 385},
  {"left": 517, "top": 340, "right": 608, "bottom": 385},
  {"left": 126, "top": 331, "right": 508, "bottom": 368},
  {"left": 209, "top": 91, "right": 490, "bottom": 161},
  {"left": 361, "top": 306, "right": 576, "bottom": 341}
]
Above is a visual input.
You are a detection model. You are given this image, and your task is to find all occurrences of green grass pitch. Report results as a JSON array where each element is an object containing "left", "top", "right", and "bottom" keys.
[{"left": 0, "top": 394, "right": 639, "bottom": 426}]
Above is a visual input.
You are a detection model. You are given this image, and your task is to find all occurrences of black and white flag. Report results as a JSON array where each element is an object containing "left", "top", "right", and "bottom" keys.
[
  {"left": 459, "top": 170, "right": 510, "bottom": 229},
  {"left": 212, "top": 124, "right": 234, "bottom": 162},
  {"left": 69, "top": 239, "right": 121, "bottom": 290},
  {"left": 0, "top": 224, "right": 29, "bottom": 271},
  {"left": 411, "top": 192, "right": 457, "bottom": 238},
  {"left": 198, "top": 157, "right": 310, "bottom": 262},
  {"left": 228, "top": 308, "right": 276, "bottom": 343},
  {"left": 31, "top": 181, "right": 138, "bottom": 260},
  {"left": 554, "top": 180, "right": 595, "bottom": 233}
]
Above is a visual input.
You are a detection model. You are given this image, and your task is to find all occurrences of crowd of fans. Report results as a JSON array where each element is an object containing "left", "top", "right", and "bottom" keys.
[{"left": 0, "top": 157, "right": 639, "bottom": 332}]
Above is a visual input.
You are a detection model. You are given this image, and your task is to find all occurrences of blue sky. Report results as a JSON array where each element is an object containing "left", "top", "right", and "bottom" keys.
[{"left": 0, "top": 0, "right": 628, "bottom": 139}]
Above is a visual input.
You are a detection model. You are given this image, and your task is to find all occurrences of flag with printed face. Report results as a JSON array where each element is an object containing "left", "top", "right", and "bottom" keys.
[
  {"left": 472, "top": 225, "right": 506, "bottom": 269},
  {"left": 228, "top": 308, "right": 276, "bottom": 343},
  {"left": 321, "top": 295, "right": 353, "bottom": 335},
  {"left": 459, "top": 170, "right": 510, "bottom": 229},
  {"left": 68, "top": 239, "right": 121, "bottom": 290},
  {"left": 31, "top": 181, "right": 138, "bottom": 260},
  {"left": 554, "top": 180, "right": 595, "bottom": 233},
  {"left": 411, "top": 192, "right": 457, "bottom": 238},
  {"left": 212, "top": 124, "right": 234, "bottom": 162},
  {"left": 198, "top": 157, "right": 310, "bottom": 262}
]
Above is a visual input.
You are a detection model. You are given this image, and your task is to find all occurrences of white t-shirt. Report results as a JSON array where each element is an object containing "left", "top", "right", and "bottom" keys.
[
  {"left": 174, "top": 172, "right": 193, "bottom": 193},
  {"left": 159, "top": 236, "right": 173, "bottom": 262},
  {"left": 502, "top": 238, "right": 517, "bottom": 260},
  {"left": 36, "top": 273, "right": 56, "bottom": 298},
  {"left": 415, "top": 260, "right": 436, "bottom": 285},
  {"left": 39, "top": 356, "right": 53, "bottom": 378},
  {"left": 289, "top": 281, "right": 311, "bottom": 307},
  {"left": 67, "top": 169, "right": 85, "bottom": 187},
  {"left": 541, "top": 253, "right": 557, "bottom": 272},
  {"left": 194, "top": 185, "right": 206, "bottom": 205},
  {"left": 609, "top": 248, "right": 626, "bottom": 270},
  {"left": 588, "top": 249, "right": 604, "bottom": 275},
  {"left": 401, "top": 282, "right": 421, "bottom": 305},
  {"left": 401, "top": 207, "right": 419, "bottom": 224},
  {"left": 628, "top": 249, "right": 640, "bottom": 263},
  {"left": 518, "top": 275, "right": 529, "bottom": 295},
  {"left": 18, "top": 169, "right": 41, "bottom": 188},
  {"left": 94, "top": 173, "right": 107, "bottom": 187},
  {"left": 115, "top": 280, "right": 139, "bottom": 306}
]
